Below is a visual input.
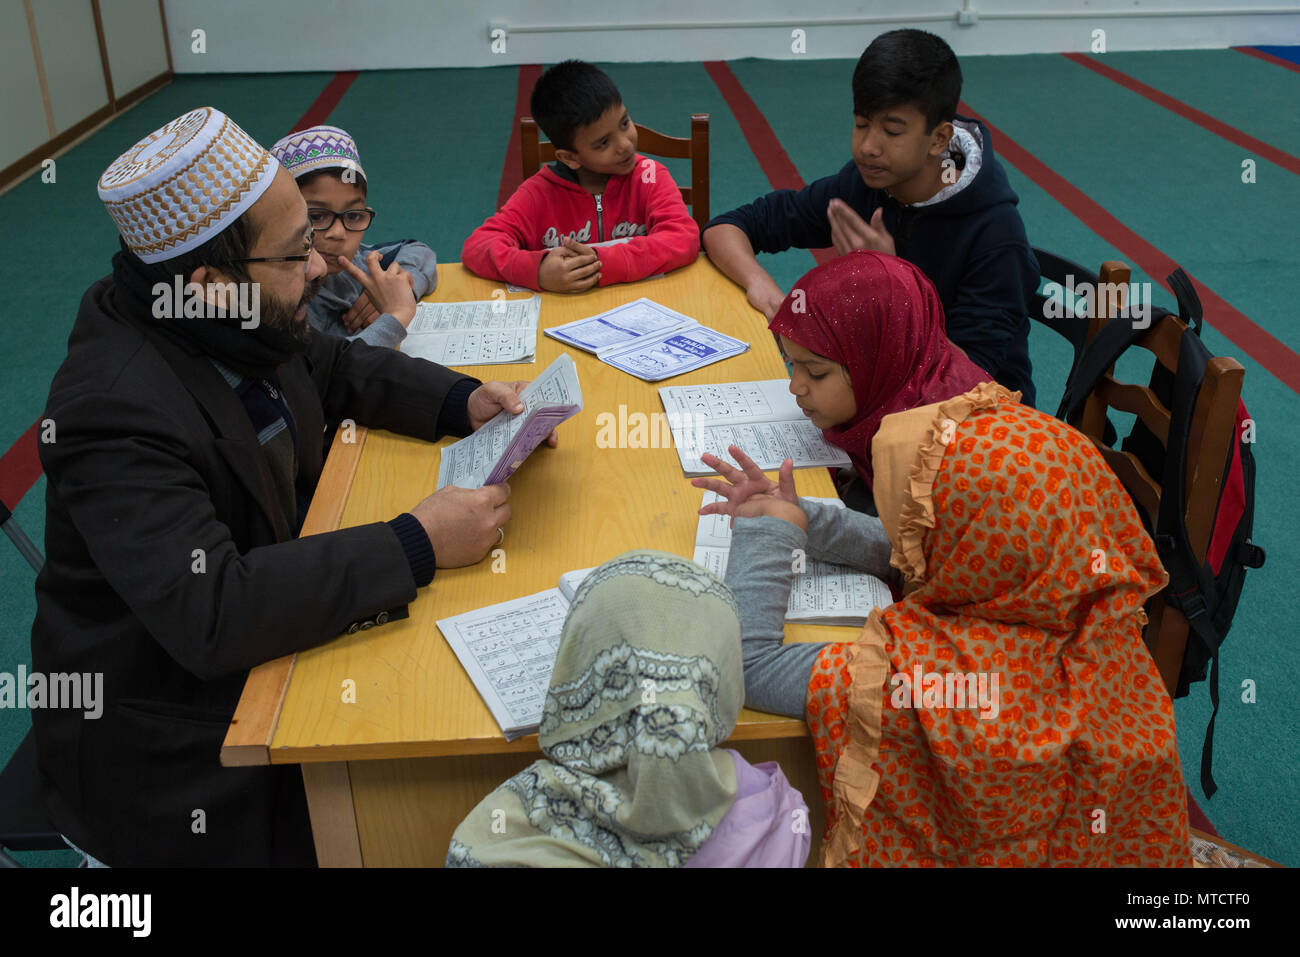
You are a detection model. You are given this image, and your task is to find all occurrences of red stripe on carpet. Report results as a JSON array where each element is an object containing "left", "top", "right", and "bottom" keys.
[
  {"left": 1187, "top": 787, "right": 1217, "bottom": 835},
  {"left": 1063, "top": 53, "right": 1300, "bottom": 177},
  {"left": 498, "top": 64, "right": 545, "bottom": 211},
  {"left": 290, "top": 70, "right": 359, "bottom": 133},
  {"left": 0, "top": 421, "right": 41, "bottom": 508},
  {"left": 1, "top": 71, "right": 365, "bottom": 509},
  {"left": 958, "top": 98, "right": 1300, "bottom": 396},
  {"left": 703, "top": 61, "right": 835, "bottom": 266},
  {"left": 1233, "top": 45, "right": 1300, "bottom": 75}
]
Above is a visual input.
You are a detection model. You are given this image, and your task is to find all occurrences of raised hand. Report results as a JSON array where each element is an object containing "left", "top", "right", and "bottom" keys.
[
  {"left": 691, "top": 445, "right": 803, "bottom": 526},
  {"left": 828, "top": 199, "right": 895, "bottom": 257},
  {"left": 338, "top": 251, "right": 418, "bottom": 326}
]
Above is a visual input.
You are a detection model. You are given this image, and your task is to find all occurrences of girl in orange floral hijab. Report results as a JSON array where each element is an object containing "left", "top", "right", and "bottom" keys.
[{"left": 707, "top": 383, "right": 1192, "bottom": 866}]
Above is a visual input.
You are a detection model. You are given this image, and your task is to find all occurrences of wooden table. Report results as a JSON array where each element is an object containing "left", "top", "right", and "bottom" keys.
[{"left": 221, "top": 256, "right": 852, "bottom": 866}]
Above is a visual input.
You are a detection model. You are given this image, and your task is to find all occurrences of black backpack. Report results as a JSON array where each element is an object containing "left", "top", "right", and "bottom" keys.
[{"left": 1057, "top": 269, "right": 1266, "bottom": 798}]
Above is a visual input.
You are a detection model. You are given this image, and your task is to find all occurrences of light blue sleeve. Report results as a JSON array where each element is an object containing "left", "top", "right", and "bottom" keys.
[{"left": 725, "top": 515, "right": 829, "bottom": 719}]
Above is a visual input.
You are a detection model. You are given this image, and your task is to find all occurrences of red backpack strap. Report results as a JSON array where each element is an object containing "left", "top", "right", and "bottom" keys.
[{"left": 1206, "top": 401, "right": 1249, "bottom": 575}]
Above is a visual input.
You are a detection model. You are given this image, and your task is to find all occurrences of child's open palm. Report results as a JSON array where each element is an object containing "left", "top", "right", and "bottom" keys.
[
  {"left": 828, "top": 199, "right": 895, "bottom": 258},
  {"left": 692, "top": 446, "right": 806, "bottom": 529}
]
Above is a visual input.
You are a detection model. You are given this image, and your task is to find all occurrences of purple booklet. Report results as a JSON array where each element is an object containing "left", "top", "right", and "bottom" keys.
[{"left": 436, "top": 354, "right": 582, "bottom": 489}]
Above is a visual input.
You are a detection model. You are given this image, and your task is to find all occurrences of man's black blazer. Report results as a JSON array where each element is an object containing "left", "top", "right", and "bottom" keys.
[{"left": 30, "top": 276, "right": 475, "bottom": 866}]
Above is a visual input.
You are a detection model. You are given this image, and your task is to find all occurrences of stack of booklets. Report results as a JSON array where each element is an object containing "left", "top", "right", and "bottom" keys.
[
  {"left": 694, "top": 492, "right": 893, "bottom": 625},
  {"left": 659, "top": 379, "right": 852, "bottom": 475},
  {"left": 436, "top": 568, "right": 593, "bottom": 739},
  {"left": 402, "top": 294, "right": 540, "bottom": 365},
  {"left": 436, "top": 353, "right": 582, "bottom": 489},
  {"left": 545, "top": 298, "right": 748, "bottom": 381}
]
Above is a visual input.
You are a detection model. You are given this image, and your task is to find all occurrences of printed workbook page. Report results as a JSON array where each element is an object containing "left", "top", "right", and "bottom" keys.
[
  {"left": 659, "top": 380, "right": 851, "bottom": 475},
  {"left": 436, "top": 353, "right": 581, "bottom": 489},
  {"left": 403, "top": 295, "right": 540, "bottom": 364},
  {"left": 436, "top": 589, "right": 569, "bottom": 739}
]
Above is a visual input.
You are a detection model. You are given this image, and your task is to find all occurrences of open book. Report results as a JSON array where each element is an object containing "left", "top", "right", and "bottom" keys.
[
  {"left": 659, "top": 379, "right": 852, "bottom": 475},
  {"left": 436, "top": 568, "right": 593, "bottom": 739},
  {"left": 436, "top": 353, "right": 582, "bottom": 489},
  {"left": 545, "top": 298, "right": 748, "bottom": 381},
  {"left": 694, "top": 492, "right": 892, "bottom": 626},
  {"left": 402, "top": 295, "right": 540, "bottom": 365}
]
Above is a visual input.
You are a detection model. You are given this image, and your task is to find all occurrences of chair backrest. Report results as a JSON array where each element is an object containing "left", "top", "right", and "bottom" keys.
[
  {"left": 519, "top": 114, "right": 710, "bottom": 230},
  {"left": 1, "top": 497, "right": 44, "bottom": 573},
  {"left": 1068, "top": 263, "right": 1245, "bottom": 696},
  {"left": 1029, "top": 246, "right": 1129, "bottom": 368}
]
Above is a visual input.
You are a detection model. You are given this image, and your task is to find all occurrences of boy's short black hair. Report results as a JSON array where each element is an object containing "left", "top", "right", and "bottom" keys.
[
  {"left": 295, "top": 167, "right": 368, "bottom": 197},
  {"left": 852, "top": 29, "right": 961, "bottom": 131},
  {"left": 530, "top": 60, "right": 623, "bottom": 152}
]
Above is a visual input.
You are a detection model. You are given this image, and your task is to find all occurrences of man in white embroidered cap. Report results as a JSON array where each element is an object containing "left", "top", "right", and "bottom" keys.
[{"left": 30, "top": 107, "right": 552, "bottom": 867}]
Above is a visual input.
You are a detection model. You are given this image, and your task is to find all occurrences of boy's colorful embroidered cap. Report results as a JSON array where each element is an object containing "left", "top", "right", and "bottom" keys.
[
  {"left": 97, "top": 106, "right": 277, "bottom": 264},
  {"left": 269, "top": 125, "right": 367, "bottom": 182}
]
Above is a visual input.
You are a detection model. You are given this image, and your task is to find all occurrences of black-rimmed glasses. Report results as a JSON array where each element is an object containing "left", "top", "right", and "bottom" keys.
[
  {"left": 308, "top": 207, "right": 376, "bottom": 232},
  {"left": 227, "top": 233, "right": 317, "bottom": 267}
]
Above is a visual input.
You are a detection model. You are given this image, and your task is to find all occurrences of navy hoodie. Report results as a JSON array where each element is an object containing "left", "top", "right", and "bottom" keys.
[{"left": 705, "top": 117, "right": 1038, "bottom": 406}]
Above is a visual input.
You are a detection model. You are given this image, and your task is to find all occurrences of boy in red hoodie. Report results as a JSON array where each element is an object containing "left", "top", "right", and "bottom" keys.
[{"left": 462, "top": 60, "right": 699, "bottom": 292}]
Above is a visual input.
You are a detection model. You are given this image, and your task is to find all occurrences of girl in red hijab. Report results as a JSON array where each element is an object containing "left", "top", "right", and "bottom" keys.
[{"left": 767, "top": 249, "right": 990, "bottom": 492}]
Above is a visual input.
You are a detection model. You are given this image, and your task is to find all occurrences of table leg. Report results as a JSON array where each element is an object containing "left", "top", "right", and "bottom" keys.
[{"left": 301, "top": 761, "right": 363, "bottom": 867}]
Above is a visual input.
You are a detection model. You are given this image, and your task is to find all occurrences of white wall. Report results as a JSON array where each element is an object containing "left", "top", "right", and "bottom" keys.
[
  {"left": 162, "top": 0, "right": 1300, "bottom": 73},
  {"left": 0, "top": 1, "right": 49, "bottom": 171},
  {"left": 102, "top": 0, "right": 170, "bottom": 95},
  {"left": 31, "top": 0, "right": 107, "bottom": 132}
]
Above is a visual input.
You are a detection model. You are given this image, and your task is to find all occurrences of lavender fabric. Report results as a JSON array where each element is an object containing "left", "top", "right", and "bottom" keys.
[{"left": 683, "top": 750, "right": 811, "bottom": 868}]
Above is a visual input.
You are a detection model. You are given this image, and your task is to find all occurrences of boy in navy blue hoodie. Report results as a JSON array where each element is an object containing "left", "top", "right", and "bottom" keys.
[{"left": 703, "top": 29, "right": 1038, "bottom": 405}]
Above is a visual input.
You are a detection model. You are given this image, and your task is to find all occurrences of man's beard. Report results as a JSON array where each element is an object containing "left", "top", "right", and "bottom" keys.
[{"left": 258, "top": 276, "right": 324, "bottom": 343}]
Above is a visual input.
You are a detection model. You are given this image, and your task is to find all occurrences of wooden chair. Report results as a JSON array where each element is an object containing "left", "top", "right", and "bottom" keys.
[
  {"left": 1029, "top": 246, "right": 1102, "bottom": 371},
  {"left": 1069, "top": 261, "right": 1245, "bottom": 698},
  {"left": 519, "top": 114, "right": 710, "bottom": 231}
]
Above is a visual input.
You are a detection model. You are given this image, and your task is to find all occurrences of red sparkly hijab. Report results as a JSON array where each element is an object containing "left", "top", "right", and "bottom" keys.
[{"left": 769, "top": 251, "right": 990, "bottom": 491}]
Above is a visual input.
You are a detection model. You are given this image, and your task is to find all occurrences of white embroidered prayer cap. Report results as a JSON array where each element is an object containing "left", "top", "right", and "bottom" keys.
[{"left": 97, "top": 106, "right": 278, "bottom": 263}]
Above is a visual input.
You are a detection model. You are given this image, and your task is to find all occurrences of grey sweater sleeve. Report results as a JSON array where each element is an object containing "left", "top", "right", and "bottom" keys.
[
  {"left": 800, "top": 497, "right": 895, "bottom": 579},
  {"left": 391, "top": 241, "right": 439, "bottom": 298},
  {"left": 352, "top": 314, "right": 408, "bottom": 349},
  {"left": 725, "top": 515, "right": 829, "bottom": 719}
]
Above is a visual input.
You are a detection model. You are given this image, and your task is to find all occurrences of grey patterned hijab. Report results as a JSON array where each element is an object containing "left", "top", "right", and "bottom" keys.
[{"left": 447, "top": 550, "right": 745, "bottom": 867}]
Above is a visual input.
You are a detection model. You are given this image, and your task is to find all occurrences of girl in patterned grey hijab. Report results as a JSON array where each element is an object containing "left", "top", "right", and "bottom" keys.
[{"left": 447, "top": 550, "right": 746, "bottom": 867}]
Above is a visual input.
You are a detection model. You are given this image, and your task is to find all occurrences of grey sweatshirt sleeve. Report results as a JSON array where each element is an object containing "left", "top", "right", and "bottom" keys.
[
  {"left": 351, "top": 314, "right": 408, "bottom": 349},
  {"left": 725, "top": 515, "right": 830, "bottom": 719},
  {"left": 390, "top": 240, "right": 439, "bottom": 298},
  {"left": 800, "top": 497, "right": 895, "bottom": 579}
]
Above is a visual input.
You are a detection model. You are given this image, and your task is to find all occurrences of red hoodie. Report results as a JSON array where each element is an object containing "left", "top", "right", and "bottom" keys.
[{"left": 461, "top": 157, "right": 700, "bottom": 290}]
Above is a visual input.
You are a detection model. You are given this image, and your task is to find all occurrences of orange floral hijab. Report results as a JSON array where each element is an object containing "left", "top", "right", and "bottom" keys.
[{"left": 809, "top": 384, "right": 1193, "bottom": 866}]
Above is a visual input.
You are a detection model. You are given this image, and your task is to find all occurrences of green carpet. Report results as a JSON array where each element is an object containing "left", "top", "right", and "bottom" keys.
[{"left": 2, "top": 51, "right": 1295, "bottom": 867}]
